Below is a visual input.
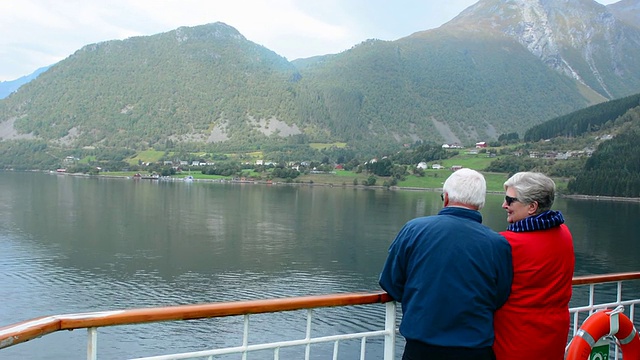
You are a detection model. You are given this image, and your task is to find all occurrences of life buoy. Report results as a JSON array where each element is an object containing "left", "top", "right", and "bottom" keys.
[{"left": 566, "top": 307, "right": 640, "bottom": 360}]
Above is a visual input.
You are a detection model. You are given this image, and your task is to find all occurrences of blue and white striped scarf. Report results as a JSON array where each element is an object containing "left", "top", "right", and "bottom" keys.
[{"left": 507, "top": 210, "right": 565, "bottom": 233}]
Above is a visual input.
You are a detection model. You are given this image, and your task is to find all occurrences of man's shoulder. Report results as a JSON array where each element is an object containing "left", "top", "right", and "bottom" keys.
[{"left": 405, "top": 215, "right": 438, "bottom": 227}]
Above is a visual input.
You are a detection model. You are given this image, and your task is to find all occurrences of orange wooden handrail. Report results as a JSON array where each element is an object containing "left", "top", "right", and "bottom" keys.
[
  {"left": 571, "top": 271, "right": 640, "bottom": 285},
  {"left": 0, "top": 292, "right": 392, "bottom": 349},
  {"left": 2, "top": 272, "right": 640, "bottom": 351}
]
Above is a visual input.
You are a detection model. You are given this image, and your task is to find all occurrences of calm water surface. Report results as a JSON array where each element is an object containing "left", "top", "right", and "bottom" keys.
[{"left": 0, "top": 171, "right": 639, "bottom": 359}]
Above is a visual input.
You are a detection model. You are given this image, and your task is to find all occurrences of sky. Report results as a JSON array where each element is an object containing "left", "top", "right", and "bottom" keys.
[{"left": 0, "top": 0, "right": 621, "bottom": 81}]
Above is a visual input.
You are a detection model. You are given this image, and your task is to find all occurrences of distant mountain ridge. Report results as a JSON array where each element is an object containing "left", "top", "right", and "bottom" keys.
[
  {"left": 0, "top": 66, "right": 49, "bottom": 99},
  {"left": 608, "top": 0, "right": 640, "bottom": 28},
  {"left": 1, "top": 0, "right": 640, "bottom": 156}
]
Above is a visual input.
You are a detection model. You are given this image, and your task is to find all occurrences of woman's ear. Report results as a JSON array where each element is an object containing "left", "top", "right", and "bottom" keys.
[{"left": 527, "top": 201, "right": 539, "bottom": 215}]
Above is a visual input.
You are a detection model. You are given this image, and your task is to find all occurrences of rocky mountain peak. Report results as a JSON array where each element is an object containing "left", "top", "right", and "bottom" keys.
[
  {"left": 173, "top": 22, "right": 246, "bottom": 43},
  {"left": 445, "top": 0, "right": 640, "bottom": 99}
]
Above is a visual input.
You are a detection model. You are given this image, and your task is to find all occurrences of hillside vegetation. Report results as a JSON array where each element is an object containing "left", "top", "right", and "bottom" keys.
[{"left": 0, "top": 22, "right": 597, "bottom": 156}]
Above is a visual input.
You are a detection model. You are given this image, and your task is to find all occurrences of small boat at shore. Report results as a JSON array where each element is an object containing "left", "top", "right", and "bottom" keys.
[{"left": 1, "top": 272, "right": 639, "bottom": 359}]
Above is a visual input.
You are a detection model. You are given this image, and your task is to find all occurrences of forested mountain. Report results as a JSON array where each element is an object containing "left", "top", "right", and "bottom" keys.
[
  {"left": 485, "top": 90, "right": 640, "bottom": 197},
  {"left": 0, "top": 24, "right": 300, "bottom": 149},
  {"left": 1, "top": 0, "right": 640, "bottom": 157},
  {"left": 524, "top": 93, "right": 640, "bottom": 141},
  {"left": 567, "top": 105, "right": 640, "bottom": 196},
  {"left": 296, "top": 30, "right": 586, "bottom": 148}
]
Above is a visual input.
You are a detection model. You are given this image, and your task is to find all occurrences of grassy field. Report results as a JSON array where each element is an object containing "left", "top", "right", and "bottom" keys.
[
  {"left": 436, "top": 152, "right": 499, "bottom": 169},
  {"left": 295, "top": 170, "right": 510, "bottom": 192},
  {"left": 309, "top": 142, "right": 347, "bottom": 150},
  {"left": 295, "top": 171, "right": 570, "bottom": 195},
  {"left": 127, "top": 150, "right": 166, "bottom": 165}
]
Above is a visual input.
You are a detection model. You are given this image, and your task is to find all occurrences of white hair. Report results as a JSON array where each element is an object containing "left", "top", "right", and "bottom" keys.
[{"left": 443, "top": 168, "right": 486, "bottom": 209}]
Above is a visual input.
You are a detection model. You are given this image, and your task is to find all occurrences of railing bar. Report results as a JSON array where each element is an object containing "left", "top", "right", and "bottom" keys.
[
  {"left": 87, "top": 327, "right": 97, "bottom": 360},
  {"left": 130, "top": 330, "right": 390, "bottom": 360},
  {"left": 570, "top": 299, "right": 640, "bottom": 313},
  {"left": 274, "top": 346, "right": 279, "bottom": 360},
  {"left": 333, "top": 340, "right": 339, "bottom": 360},
  {"left": 617, "top": 281, "right": 622, "bottom": 303},
  {"left": 617, "top": 280, "right": 624, "bottom": 360},
  {"left": 305, "top": 309, "right": 313, "bottom": 360},
  {"left": 242, "top": 314, "right": 249, "bottom": 360},
  {"left": 589, "top": 284, "right": 595, "bottom": 314},
  {"left": 628, "top": 304, "right": 636, "bottom": 360},
  {"left": 384, "top": 301, "right": 396, "bottom": 360},
  {"left": 360, "top": 337, "right": 366, "bottom": 360}
]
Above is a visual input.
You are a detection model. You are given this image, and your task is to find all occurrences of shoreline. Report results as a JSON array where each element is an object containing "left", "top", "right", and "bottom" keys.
[
  {"left": 47, "top": 170, "right": 640, "bottom": 203},
  {"left": 559, "top": 194, "right": 640, "bottom": 203}
]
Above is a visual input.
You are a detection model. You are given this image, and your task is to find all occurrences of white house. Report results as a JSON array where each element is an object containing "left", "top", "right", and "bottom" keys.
[
  {"left": 417, "top": 162, "right": 428, "bottom": 170},
  {"left": 432, "top": 164, "right": 444, "bottom": 170}
]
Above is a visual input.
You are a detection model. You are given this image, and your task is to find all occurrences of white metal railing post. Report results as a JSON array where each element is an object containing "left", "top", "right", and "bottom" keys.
[
  {"left": 305, "top": 309, "right": 313, "bottom": 360},
  {"left": 242, "top": 314, "right": 249, "bottom": 360},
  {"left": 383, "top": 301, "right": 397, "bottom": 360},
  {"left": 617, "top": 281, "right": 622, "bottom": 303},
  {"left": 87, "top": 327, "right": 97, "bottom": 360}
]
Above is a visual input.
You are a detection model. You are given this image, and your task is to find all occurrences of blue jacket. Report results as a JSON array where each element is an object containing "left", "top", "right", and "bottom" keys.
[{"left": 379, "top": 207, "right": 513, "bottom": 348}]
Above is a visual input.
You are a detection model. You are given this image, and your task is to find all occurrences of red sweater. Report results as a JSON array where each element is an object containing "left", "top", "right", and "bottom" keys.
[{"left": 493, "top": 224, "right": 575, "bottom": 360}]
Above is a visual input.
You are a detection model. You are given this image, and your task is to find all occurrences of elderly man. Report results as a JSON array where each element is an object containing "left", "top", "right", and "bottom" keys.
[{"left": 379, "top": 168, "right": 513, "bottom": 360}]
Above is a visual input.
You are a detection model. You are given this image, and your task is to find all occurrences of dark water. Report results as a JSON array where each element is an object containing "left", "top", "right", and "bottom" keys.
[{"left": 0, "top": 172, "right": 639, "bottom": 359}]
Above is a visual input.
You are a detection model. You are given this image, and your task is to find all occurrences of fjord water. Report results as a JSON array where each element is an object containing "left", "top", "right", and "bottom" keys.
[{"left": 0, "top": 171, "right": 639, "bottom": 359}]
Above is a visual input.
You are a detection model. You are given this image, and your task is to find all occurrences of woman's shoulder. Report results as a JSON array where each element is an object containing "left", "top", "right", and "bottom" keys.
[{"left": 500, "top": 225, "right": 573, "bottom": 244}]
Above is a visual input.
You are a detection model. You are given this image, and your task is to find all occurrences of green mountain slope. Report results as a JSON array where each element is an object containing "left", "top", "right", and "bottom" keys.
[
  {"left": 1, "top": 23, "right": 300, "bottom": 148},
  {"left": 567, "top": 106, "right": 640, "bottom": 197},
  {"left": 295, "top": 28, "right": 589, "bottom": 148},
  {"left": 525, "top": 93, "right": 640, "bottom": 141}
]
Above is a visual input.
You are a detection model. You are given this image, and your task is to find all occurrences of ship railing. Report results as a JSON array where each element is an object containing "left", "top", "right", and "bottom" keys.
[
  {"left": 0, "top": 292, "right": 396, "bottom": 360},
  {"left": 1, "top": 272, "right": 640, "bottom": 360},
  {"left": 568, "top": 272, "right": 640, "bottom": 359}
]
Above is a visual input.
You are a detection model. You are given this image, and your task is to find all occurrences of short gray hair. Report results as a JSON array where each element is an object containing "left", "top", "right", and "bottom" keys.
[
  {"left": 443, "top": 168, "right": 486, "bottom": 209},
  {"left": 504, "top": 172, "right": 555, "bottom": 213}
]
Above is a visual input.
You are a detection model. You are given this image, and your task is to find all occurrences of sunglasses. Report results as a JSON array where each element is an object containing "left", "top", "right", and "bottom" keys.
[{"left": 505, "top": 195, "right": 519, "bottom": 206}]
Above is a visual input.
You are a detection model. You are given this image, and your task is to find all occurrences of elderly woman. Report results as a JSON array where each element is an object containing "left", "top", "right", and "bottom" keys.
[{"left": 493, "top": 172, "right": 575, "bottom": 360}]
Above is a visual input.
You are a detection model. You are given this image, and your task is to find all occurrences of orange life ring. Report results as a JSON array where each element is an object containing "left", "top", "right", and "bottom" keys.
[{"left": 566, "top": 308, "right": 640, "bottom": 360}]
